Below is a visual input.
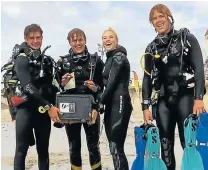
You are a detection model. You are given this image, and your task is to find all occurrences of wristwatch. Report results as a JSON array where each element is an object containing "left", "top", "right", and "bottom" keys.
[
  {"left": 195, "top": 94, "right": 203, "bottom": 100},
  {"left": 38, "top": 104, "right": 53, "bottom": 114},
  {"left": 141, "top": 99, "right": 150, "bottom": 111}
]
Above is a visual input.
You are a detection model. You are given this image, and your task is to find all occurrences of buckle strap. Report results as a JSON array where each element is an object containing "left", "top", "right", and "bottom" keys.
[{"left": 197, "top": 142, "right": 208, "bottom": 147}]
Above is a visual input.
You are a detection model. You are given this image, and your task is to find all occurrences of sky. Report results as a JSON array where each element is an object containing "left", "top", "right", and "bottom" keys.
[{"left": 1, "top": 1, "right": 208, "bottom": 77}]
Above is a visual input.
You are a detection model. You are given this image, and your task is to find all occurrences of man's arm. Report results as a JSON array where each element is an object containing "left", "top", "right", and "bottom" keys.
[
  {"left": 141, "top": 45, "right": 153, "bottom": 110},
  {"left": 187, "top": 33, "right": 205, "bottom": 100},
  {"left": 92, "top": 57, "right": 104, "bottom": 111},
  {"left": 14, "top": 55, "right": 51, "bottom": 107},
  {"left": 94, "top": 57, "right": 104, "bottom": 92}
]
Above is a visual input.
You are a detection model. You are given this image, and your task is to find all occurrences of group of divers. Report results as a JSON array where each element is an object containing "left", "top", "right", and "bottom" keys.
[{"left": 1, "top": 3, "right": 208, "bottom": 170}]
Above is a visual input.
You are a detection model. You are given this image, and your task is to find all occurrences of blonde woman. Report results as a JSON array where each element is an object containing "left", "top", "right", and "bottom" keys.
[{"left": 99, "top": 28, "right": 133, "bottom": 170}]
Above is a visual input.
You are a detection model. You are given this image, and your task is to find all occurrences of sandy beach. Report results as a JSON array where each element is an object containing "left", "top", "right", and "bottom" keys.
[{"left": 1, "top": 93, "right": 208, "bottom": 170}]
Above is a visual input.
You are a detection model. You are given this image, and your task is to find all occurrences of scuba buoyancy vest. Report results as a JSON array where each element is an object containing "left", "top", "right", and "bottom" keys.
[
  {"left": 147, "top": 28, "right": 195, "bottom": 91},
  {"left": 1, "top": 43, "right": 54, "bottom": 120},
  {"left": 141, "top": 28, "right": 198, "bottom": 111},
  {"left": 53, "top": 50, "right": 101, "bottom": 128},
  {"left": 58, "top": 49, "right": 100, "bottom": 91}
]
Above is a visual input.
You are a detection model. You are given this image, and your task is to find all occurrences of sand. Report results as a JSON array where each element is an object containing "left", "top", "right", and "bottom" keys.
[{"left": 1, "top": 93, "right": 208, "bottom": 170}]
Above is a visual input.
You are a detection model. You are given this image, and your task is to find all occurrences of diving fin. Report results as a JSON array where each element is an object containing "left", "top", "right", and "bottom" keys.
[
  {"left": 181, "top": 114, "right": 204, "bottom": 170},
  {"left": 144, "top": 125, "right": 167, "bottom": 170},
  {"left": 196, "top": 112, "right": 208, "bottom": 170},
  {"left": 131, "top": 124, "right": 146, "bottom": 170}
]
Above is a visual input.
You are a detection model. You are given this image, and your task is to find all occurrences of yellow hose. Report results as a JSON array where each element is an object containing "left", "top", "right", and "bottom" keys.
[{"left": 140, "top": 53, "right": 160, "bottom": 76}]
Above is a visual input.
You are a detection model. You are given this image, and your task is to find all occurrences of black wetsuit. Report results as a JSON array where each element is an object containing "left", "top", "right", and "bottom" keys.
[
  {"left": 56, "top": 48, "right": 104, "bottom": 170},
  {"left": 100, "top": 46, "right": 133, "bottom": 170},
  {"left": 13, "top": 42, "right": 57, "bottom": 170},
  {"left": 142, "top": 28, "right": 205, "bottom": 170}
]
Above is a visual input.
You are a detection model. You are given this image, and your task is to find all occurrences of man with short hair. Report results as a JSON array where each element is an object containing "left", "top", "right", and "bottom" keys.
[
  {"left": 11, "top": 23, "right": 60, "bottom": 170},
  {"left": 56, "top": 28, "right": 104, "bottom": 170}
]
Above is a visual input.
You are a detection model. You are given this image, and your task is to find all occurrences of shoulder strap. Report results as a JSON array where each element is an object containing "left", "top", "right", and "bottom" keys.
[
  {"left": 179, "top": 28, "right": 191, "bottom": 74},
  {"left": 113, "top": 51, "right": 125, "bottom": 60},
  {"left": 11, "top": 44, "right": 21, "bottom": 60}
]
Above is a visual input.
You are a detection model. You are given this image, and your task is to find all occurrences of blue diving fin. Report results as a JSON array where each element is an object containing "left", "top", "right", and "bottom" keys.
[
  {"left": 131, "top": 124, "right": 146, "bottom": 170},
  {"left": 144, "top": 124, "right": 167, "bottom": 170},
  {"left": 181, "top": 114, "right": 204, "bottom": 170},
  {"left": 196, "top": 112, "right": 208, "bottom": 170}
]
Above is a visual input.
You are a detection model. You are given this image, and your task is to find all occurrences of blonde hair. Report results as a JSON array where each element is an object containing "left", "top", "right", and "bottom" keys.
[
  {"left": 102, "top": 27, "right": 118, "bottom": 41},
  {"left": 149, "top": 4, "right": 173, "bottom": 24}
]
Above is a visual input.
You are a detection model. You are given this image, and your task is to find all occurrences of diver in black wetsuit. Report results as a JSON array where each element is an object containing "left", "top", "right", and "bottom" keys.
[
  {"left": 11, "top": 24, "right": 61, "bottom": 170},
  {"left": 100, "top": 28, "right": 133, "bottom": 170},
  {"left": 141, "top": 4, "right": 206, "bottom": 170},
  {"left": 56, "top": 28, "right": 104, "bottom": 170}
]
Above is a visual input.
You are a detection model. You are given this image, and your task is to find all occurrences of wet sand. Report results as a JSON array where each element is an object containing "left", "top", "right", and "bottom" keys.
[{"left": 1, "top": 93, "right": 208, "bottom": 170}]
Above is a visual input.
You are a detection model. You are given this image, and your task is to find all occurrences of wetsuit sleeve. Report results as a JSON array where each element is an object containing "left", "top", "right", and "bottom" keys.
[
  {"left": 14, "top": 55, "right": 50, "bottom": 106},
  {"left": 187, "top": 33, "right": 205, "bottom": 100},
  {"left": 99, "top": 52, "right": 125, "bottom": 104},
  {"left": 142, "top": 45, "right": 153, "bottom": 110},
  {"left": 94, "top": 58, "right": 104, "bottom": 92},
  {"left": 54, "top": 58, "right": 65, "bottom": 89},
  {"left": 92, "top": 58, "right": 104, "bottom": 110}
]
